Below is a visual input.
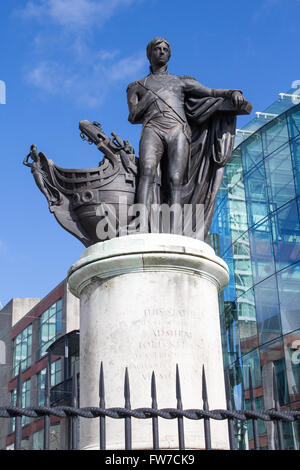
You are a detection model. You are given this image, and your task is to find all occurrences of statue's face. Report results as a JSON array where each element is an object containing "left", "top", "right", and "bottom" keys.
[{"left": 150, "top": 41, "right": 170, "bottom": 66}]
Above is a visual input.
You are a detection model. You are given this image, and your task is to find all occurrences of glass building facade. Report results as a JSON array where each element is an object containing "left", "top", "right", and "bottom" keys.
[
  {"left": 39, "top": 299, "right": 62, "bottom": 357},
  {"left": 12, "top": 325, "right": 32, "bottom": 376},
  {"left": 210, "top": 87, "right": 300, "bottom": 449}
]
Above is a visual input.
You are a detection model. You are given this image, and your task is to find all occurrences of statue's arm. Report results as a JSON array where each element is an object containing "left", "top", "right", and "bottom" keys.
[
  {"left": 23, "top": 153, "right": 32, "bottom": 167},
  {"left": 127, "top": 82, "right": 156, "bottom": 124},
  {"left": 182, "top": 77, "right": 245, "bottom": 106}
]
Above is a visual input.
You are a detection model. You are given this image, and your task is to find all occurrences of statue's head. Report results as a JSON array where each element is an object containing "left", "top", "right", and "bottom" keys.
[{"left": 146, "top": 37, "right": 171, "bottom": 67}]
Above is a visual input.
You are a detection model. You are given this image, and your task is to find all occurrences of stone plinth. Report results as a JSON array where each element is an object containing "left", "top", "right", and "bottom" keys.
[{"left": 68, "top": 234, "right": 229, "bottom": 450}]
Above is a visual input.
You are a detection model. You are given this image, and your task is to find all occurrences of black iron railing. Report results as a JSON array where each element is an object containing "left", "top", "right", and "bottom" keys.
[{"left": 1, "top": 363, "right": 299, "bottom": 450}]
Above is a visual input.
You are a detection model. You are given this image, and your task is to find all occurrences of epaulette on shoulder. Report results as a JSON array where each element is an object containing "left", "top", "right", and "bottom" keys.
[
  {"left": 127, "top": 81, "right": 138, "bottom": 91},
  {"left": 181, "top": 75, "right": 197, "bottom": 80}
]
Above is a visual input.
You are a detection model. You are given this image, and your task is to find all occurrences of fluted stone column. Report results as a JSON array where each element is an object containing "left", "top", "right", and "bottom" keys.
[{"left": 68, "top": 234, "right": 229, "bottom": 450}]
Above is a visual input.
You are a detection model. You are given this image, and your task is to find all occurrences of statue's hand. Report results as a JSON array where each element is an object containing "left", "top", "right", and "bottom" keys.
[{"left": 231, "top": 91, "right": 245, "bottom": 108}]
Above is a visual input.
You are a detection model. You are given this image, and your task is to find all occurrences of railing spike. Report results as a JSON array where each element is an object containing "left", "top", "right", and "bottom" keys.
[
  {"left": 202, "top": 365, "right": 211, "bottom": 450},
  {"left": 224, "top": 369, "right": 235, "bottom": 450},
  {"left": 175, "top": 364, "right": 185, "bottom": 450},
  {"left": 99, "top": 362, "right": 106, "bottom": 450},
  {"left": 71, "top": 364, "right": 79, "bottom": 450},
  {"left": 99, "top": 362, "right": 105, "bottom": 404},
  {"left": 272, "top": 365, "right": 284, "bottom": 450},
  {"left": 151, "top": 371, "right": 159, "bottom": 450},
  {"left": 43, "top": 362, "right": 50, "bottom": 450},
  {"left": 202, "top": 365, "right": 208, "bottom": 403},
  {"left": 124, "top": 367, "right": 131, "bottom": 406},
  {"left": 151, "top": 371, "right": 157, "bottom": 406},
  {"left": 124, "top": 367, "right": 132, "bottom": 450},
  {"left": 14, "top": 364, "right": 23, "bottom": 450},
  {"left": 176, "top": 364, "right": 182, "bottom": 403},
  {"left": 248, "top": 368, "right": 259, "bottom": 450}
]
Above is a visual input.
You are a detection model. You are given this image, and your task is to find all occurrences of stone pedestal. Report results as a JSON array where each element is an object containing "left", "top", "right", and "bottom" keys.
[{"left": 68, "top": 234, "right": 229, "bottom": 450}]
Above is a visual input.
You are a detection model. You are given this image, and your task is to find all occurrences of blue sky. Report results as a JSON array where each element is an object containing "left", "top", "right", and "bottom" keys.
[{"left": 0, "top": 0, "right": 300, "bottom": 307}]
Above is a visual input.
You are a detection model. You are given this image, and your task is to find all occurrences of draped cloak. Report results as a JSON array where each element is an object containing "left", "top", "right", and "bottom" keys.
[{"left": 152, "top": 95, "right": 237, "bottom": 240}]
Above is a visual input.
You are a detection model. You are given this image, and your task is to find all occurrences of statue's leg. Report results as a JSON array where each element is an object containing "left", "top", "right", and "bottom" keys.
[
  {"left": 167, "top": 127, "right": 190, "bottom": 204},
  {"left": 167, "top": 126, "right": 190, "bottom": 234},
  {"left": 137, "top": 126, "right": 164, "bottom": 207}
]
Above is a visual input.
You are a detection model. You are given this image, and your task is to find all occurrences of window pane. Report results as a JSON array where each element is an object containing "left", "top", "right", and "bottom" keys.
[
  {"left": 56, "top": 309, "right": 62, "bottom": 334},
  {"left": 283, "top": 329, "right": 300, "bottom": 406},
  {"left": 33, "top": 430, "right": 44, "bottom": 450},
  {"left": 222, "top": 301, "right": 241, "bottom": 366},
  {"left": 260, "top": 338, "right": 289, "bottom": 407},
  {"left": 50, "top": 423, "right": 61, "bottom": 450},
  {"left": 39, "top": 300, "right": 63, "bottom": 357},
  {"left": 13, "top": 325, "right": 32, "bottom": 376},
  {"left": 249, "top": 217, "right": 275, "bottom": 284},
  {"left": 48, "top": 323, "right": 56, "bottom": 339},
  {"left": 211, "top": 195, "right": 233, "bottom": 255},
  {"left": 232, "top": 231, "right": 254, "bottom": 302},
  {"left": 287, "top": 105, "right": 300, "bottom": 140},
  {"left": 227, "top": 360, "right": 244, "bottom": 410},
  {"left": 224, "top": 148, "right": 243, "bottom": 188},
  {"left": 277, "top": 262, "right": 300, "bottom": 334},
  {"left": 244, "top": 163, "right": 269, "bottom": 227},
  {"left": 242, "top": 132, "right": 263, "bottom": 174},
  {"left": 242, "top": 349, "right": 262, "bottom": 390},
  {"left": 271, "top": 199, "right": 300, "bottom": 272},
  {"left": 237, "top": 288, "right": 258, "bottom": 355},
  {"left": 254, "top": 275, "right": 281, "bottom": 345},
  {"left": 262, "top": 115, "right": 289, "bottom": 156},
  {"left": 51, "top": 359, "right": 62, "bottom": 386},
  {"left": 228, "top": 178, "right": 248, "bottom": 244},
  {"left": 264, "top": 144, "right": 296, "bottom": 212},
  {"left": 290, "top": 136, "right": 300, "bottom": 196}
]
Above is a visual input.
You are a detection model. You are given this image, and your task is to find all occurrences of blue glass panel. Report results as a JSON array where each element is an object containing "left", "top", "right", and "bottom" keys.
[
  {"left": 222, "top": 253, "right": 236, "bottom": 303},
  {"left": 211, "top": 194, "right": 233, "bottom": 256},
  {"left": 287, "top": 104, "right": 300, "bottom": 140},
  {"left": 277, "top": 262, "right": 300, "bottom": 334},
  {"left": 13, "top": 325, "right": 32, "bottom": 376},
  {"left": 262, "top": 115, "right": 289, "bottom": 156},
  {"left": 228, "top": 178, "right": 248, "bottom": 245},
  {"left": 56, "top": 309, "right": 62, "bottom": 334},
  {"left": 249, "top": 217, "right": 275, "bottom": 284},
  {"left": 233, "top": 231, "right": 254, "bottom": 297},
  {"left": 244, "top": 163, "right": 269, "bottom": 227},
  {"left": 222, "top": 301, "right": 241, "bottom": 366},
  {"left": 56, "top": 299, "right": 62, "bottom": 311},
  {"left": 224, "top": 148, "right": 243, "bottom": 188},
  {"left": 254, "top": 275, "right": 281, "bottom": 345},
  {"left": 271, "top": 199, "right": 300, "bottom": 272},
  {"left": 259, "top": 338, "right": 289, "bottom": 407},
  {"left": 241, "top": 132, "right": 263, "bottom": 174},
  {"left": 283, "top": 329, "right": 300, "bottom": 407},
  {"left": 290, "top": 136, "right": 300, "bottom": 196},
  {"left": 227, "top": 360, "right": 244, "bottom": 410},
  {"left": 264, "top": 144, "right": 296, "bottom": 212},
  {"left": 242, "top": 349, "right": 262, "bottom": 389},
  {"left": 237, "top": 288, "right": 258, "bottom": 355}
]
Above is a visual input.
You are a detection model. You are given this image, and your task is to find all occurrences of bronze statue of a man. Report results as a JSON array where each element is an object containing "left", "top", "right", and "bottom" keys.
[{"left": 127, "top": 37, "right": 247, "bottom": 234}]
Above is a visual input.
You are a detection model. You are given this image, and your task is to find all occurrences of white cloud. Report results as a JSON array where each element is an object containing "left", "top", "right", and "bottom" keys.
[
  {"left": 18, "top": 0, "right": 136, "bottom": 29},
  {"left": 27, "top": 60, "right": 64, "bottom": 93},
  {"left": 252, "top": 0, "right": 282, "bottom": 22},
  {"left": 109, "top": 55, "right": 146, "bottom": 80},
  {"left": 17, "top": 0, "right": 146, "bottom": 107},
  {"left": 26, "top": 53, "right": 146, "bottom": 107}
]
